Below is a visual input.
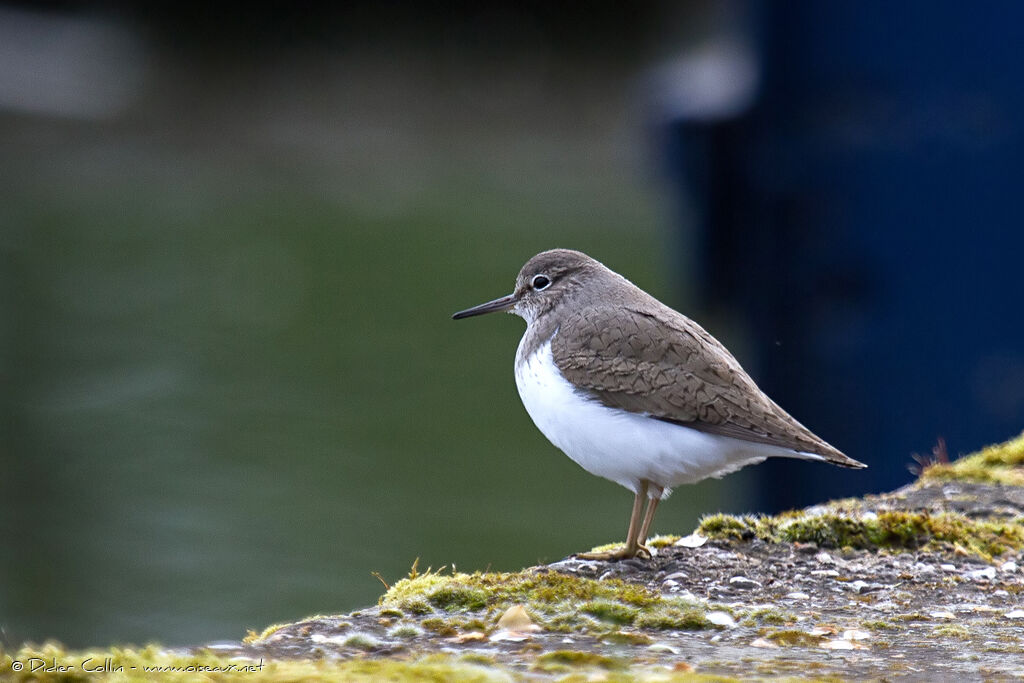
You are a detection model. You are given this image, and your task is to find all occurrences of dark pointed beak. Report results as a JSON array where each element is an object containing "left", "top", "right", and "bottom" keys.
[{"left": 452, "top": 293, "right": 517, "bottom": 319}]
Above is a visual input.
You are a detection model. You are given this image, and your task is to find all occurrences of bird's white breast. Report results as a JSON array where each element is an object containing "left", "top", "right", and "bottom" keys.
[{"left": 514, "top": 337, "right": 808, "bottom": 497}]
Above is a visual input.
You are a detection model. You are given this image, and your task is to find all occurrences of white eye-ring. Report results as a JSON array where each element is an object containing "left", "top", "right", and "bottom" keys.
[{"left": 531, "top": 274, "right": 551, "bottom": 290}]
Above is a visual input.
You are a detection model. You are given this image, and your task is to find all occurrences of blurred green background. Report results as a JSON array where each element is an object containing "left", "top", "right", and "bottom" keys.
[
  {"left": 7, "top": 0, "right": 1023, "bottom": 652},
  {"left": 1, "top": 3, "right": 739, "bottom": 647}
]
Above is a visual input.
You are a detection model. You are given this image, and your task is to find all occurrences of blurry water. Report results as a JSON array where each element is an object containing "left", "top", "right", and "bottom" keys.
[{"left": 0, "top": 45, "right": 733, "bottom": 648}]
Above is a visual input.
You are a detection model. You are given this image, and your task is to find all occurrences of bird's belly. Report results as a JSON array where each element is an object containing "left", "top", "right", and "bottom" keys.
[{"left": 514, "top": 340, "right": 786, "bottom": 496}]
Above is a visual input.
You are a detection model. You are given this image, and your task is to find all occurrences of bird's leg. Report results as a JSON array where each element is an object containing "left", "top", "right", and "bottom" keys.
[
  {"left": 623, "top": 480, "right": 648, "bottom": 553},
  {"left": 577, "top": 480, "right": 651, "bottom": 561},
  {"left": 636, "top": 483, "right": 663, "bottom": 550}
]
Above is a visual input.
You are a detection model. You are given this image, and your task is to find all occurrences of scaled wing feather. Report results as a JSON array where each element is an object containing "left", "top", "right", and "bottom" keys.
[{"left": 551, "top": 306, "right": 851, "bottom": 462}]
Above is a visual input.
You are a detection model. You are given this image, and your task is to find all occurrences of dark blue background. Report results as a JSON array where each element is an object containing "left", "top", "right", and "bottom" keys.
[{"left": 669, "top": 1, "right": 1024, "bottom": 508}]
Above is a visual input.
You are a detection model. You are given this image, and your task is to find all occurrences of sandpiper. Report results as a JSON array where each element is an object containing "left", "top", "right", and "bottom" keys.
[{"left": 453, "top": 249, "right": 866, "bottom": 560}]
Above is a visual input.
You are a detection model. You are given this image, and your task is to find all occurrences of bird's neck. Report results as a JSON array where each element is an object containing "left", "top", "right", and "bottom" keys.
[{"left": 516, "top": 312, "right": 560, "bottom": 367}]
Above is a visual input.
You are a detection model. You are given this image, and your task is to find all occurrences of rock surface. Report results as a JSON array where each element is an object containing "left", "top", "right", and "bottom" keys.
[
  {"left": 207, "top": 468, "right": 1024, "bottom": 681},
  {"left": 5, "top": 433, "right": 1023, "bottom": 681}
]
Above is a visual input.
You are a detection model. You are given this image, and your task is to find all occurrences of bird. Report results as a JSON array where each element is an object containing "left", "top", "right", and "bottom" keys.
[{"left": 452, "top": 249, "right": 866, "bottom": 560}]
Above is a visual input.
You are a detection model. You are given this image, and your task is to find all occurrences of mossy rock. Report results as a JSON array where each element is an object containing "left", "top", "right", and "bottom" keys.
[{"left": 922, "top": 431, "right": 1024, "bottom": 486}]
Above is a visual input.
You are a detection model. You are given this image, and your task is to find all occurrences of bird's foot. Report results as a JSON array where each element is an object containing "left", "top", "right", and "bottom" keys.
[{"left": 576, "top": 543, "right": 651, "bottom": 561}]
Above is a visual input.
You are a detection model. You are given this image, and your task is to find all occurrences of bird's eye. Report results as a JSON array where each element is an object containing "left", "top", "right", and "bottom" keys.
[{"left": 532, "top": 274, "right": 551, "bottom": 290}]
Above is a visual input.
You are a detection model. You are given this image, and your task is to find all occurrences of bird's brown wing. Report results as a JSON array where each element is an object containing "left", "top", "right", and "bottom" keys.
[{"left": 551, "top": 305, "right": 862, "bottom": 466}]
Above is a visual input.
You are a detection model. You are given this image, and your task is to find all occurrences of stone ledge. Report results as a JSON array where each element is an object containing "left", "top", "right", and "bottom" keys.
[{"left": 5, "top": 433, "right": 1024, "bottom": 681}]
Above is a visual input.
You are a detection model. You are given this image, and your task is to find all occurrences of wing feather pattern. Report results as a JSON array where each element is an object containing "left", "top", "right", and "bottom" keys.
[{"left": 551, "top": 305, "right": 863, "bottom": 467}]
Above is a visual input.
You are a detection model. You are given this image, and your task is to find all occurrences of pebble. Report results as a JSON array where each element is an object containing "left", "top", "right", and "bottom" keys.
[
  {"left": 648, "top": 642, "right": 680, "bottom": 654},
  {"left": 706, "top": 611, "right": 737, "bottom": 628},
  {"left": 815, "top": 551, "right": 836, "bottom": 564},
  {"left": 497, "top": 605, "right": 539, "bottom": 631},
  {"left": 966, "top": 567, "right": 996, "bottom": 581},
  {"left": 663, "top": 571, "right": 689, "bottom": 582},
  {"left": 1005, "top": 610, "right": 1024, "bottom": 619},
  {"left": 728, "top": 576, "right": 761, "bottom": 590},
  {"left": 821, "top": 639, "right": 856, "bottom": 650},
  {"left": 489, "top": 631, "right": 531, "bottom": 643},
  {"left": 325, "top": 631, "right": 380, "bottom": 647},
  {"left": 940, "top": 563, "right": 957, "bottom": 572},
  {"left": 962, "top": 604, "right": 999, "bottom": 613},
  {"left": 547, "top": 559, "right": 585, "bottom": 572},
  {"left": 784, "top": 591, "right": 810, "bottom": 600},
  {"left": 930, "top": 611, "right": 956, "bottom": 619},
  {"left": 848, "top": 580, "right": 886, "bottom": 594},
  {"left": 675, "top": 532, "right": 708, "bottom": 548},
  {"left": 490, "top": 604, "right": 542, "bottom": 642},
  {"left": 1000, "top": 560, "right": 1018, "bottom": 573},
  {"left": 662, "top": 580, "right": 680, "bottom": 590},
  {"left": 811, "top": 569, "right": 840, "bottom": 578}
]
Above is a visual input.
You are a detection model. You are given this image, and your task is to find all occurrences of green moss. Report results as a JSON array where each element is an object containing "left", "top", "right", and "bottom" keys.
[
  {"left": 697, "top": 434, "right": 1024, "bottom": 559},
  {"left": 560, "top": 674, "right": 742, "bottom": 683},
  {"left": 585, "top": 541, "right": 627, "bottom": 554},
  {"left": 387, "top": 624, "right": 422, "bottom": 639},
  {"left": 462, "top": 618, "right": 488, "bottom": 632},
  {"left": 380, "top": 567, "right": 730, "bottom": 638},
  {"left": 741, "top": 608, "right": 797, "bottom": 626},
  {"left": 242, "top": 621, "right": 290, "bottom": 644},
  {"left": 635, "top": 604, "right": 715, "bottom": 631},
  {"left": 762, "top": 629, "right": 826, "bottom": 647},
  {"left": 893, "top": 613, "right": 931, "bottom": 622},
  {"left": 241, "top": 614, "right": 342, "bottom": 644},
  {"left": 582, "top": 600, "right": 639, "bottom": 625},
  {"left": 932, "top": 625, "right": 971, "bottom": 640},
  {"left": 862, "top": 620, "right": 896, "bottom": 631},
  {"left": 599, "top": 631, "right": 654, "bottom": 646},
  {"left": 342, "top": 633, "right": 380, "bottom": 651},
  {"left": 385, "top": 569, "right": 663, "bottom": 610},
  {"left": 402, "top": 598, "right": 433, "bottom": 615},
  {"left": 426, "top": 585, "right": 488, "bottom": 611},
  {"left": 421, "top": 618, "right": 458, "bottom": 636},
  {"left": 382, "top": 568, "right": 659, "bottom": 617},
  {"left": 922, "top": 432, "right": 1024, "bottom": 486},
  {"left": 697, "top": 513, "right": 759, "bottom": 541},
  {"left": 533, "top": 650, "right": 623, "bottom": 671},
  {"left": 648, "top": 534, "right": 681, "bottom": 548},
  {"left": 697, "top": 509, "right": 1024, "bottom": 561}
]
